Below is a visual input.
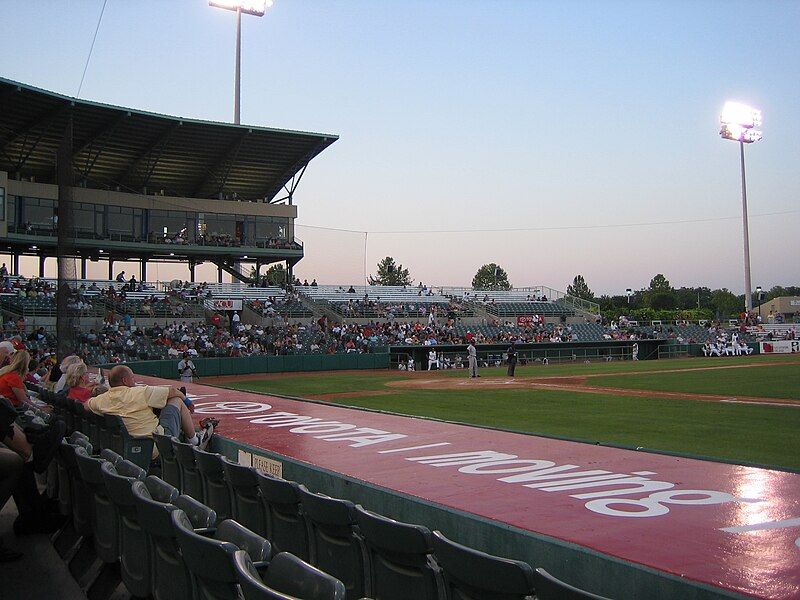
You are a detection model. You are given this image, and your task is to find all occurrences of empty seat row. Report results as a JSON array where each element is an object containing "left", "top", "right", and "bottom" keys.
[
  {"left": 153, "top": 432, "right": 610, "bottom": 600},
  {"left": 56, "top": 436, "right": 347, "bottom": 600},
  {"left": 41, "top": 392, "right": 612, "bottom": 600}
]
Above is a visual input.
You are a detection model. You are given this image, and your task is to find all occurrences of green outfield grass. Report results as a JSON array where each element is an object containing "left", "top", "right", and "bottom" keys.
[{"left": 220, "top": 355, "right": 800, "bottom": 470}]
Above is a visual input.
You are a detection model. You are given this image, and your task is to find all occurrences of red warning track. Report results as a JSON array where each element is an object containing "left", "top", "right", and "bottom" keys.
[{"left": 140, "top": 375, "right": 800, "bottom": 599}]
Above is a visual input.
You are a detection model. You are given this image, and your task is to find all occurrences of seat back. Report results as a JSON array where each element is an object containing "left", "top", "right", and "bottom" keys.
[
  {"left": 85, "top": 410, "right": 104, "bottom": 450},
  {"left": 298, "top": 487, "right": 366, "bottom": 600},
  {"left": 194, "top": 448, "right": 233, "bottom": 520},
  {"left": 355, "top": 505, "right": 441, "bottom": 600},
  {"left": 533, "top": 568, "right": 611, "bottom": 600},
  {"left": 100, "top": 448, "right": 124, "bottom": 465},
  {"left": 256, "top": 472, "right": 308, "bottom": 559},
  {"left": 173, "top": 513, "right": 270, "bottom": 600},
  {"left": 60, "top": 443, "right": 94, "bottom": 536},
  {"left": 105, "top": 413, "right": 154, "bottom": 470},
  {"left": 153, "top": 433, "right": 182, "bottom": 489},
  {"left": 56, "top": 441, "right": 73, "bottom": 516},
  {"left": 101, "top": 463, "right": 163, "bottom": 598},
  {"left": 75, "top": 450, "right": 119, "bottom": 564},
  {"left": 172, "top": 439, "right": 204, "bottom": 500},
  {"left": 132, "top": 480, "right": 197, "bottom": 600},
  {"left": 431, "top": 530, "right": 535, "bottom": 600},
  {"left": 235, "top": 551, "right": 297, "bottom": 600},
  {"left": 262, "top": 551, "right": 347, "bottom": 600},
  {"left": 223, "top": 459, "right": 267, "bottom": 536}
]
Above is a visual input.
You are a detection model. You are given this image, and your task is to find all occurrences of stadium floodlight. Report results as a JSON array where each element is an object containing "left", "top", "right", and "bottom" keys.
[
  {"left": 209, "top": 0, "right": 272, "bottom": 17},
  {"left": 209, "top": 0, "right": 272, "bottom": 124},
  {"left": 719, "top": 100, "right": 762, "bottom": 312},
  {"left": 625, "top": 288, "right": 633, "bottom": 304}
]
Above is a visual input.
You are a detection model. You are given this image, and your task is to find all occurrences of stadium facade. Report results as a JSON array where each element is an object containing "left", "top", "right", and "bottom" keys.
[{"left": 0, "top": 77, "right": 337, "bottom": 284}]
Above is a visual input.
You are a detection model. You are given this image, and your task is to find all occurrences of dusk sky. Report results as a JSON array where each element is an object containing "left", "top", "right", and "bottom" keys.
[{"left": 2, "top": 1, "right": 798, "bottom": 295}]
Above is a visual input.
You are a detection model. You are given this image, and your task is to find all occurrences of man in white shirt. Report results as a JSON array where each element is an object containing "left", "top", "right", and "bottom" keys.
[
  {"left": 427, "top": 349, "right": 439, "bottom": 370},
  {"left": 467, "top": 341, "right": 479, "bottom": 378},
  {"left": 177, "top": 353, "right": 196, "bottom": 383}
]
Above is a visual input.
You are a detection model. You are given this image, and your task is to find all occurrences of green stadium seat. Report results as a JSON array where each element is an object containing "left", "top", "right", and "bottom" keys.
[
  {"left": 298, "top": 487, "right": 367, "bottom": 600},
  {"left": 354, "top": 504, "right": 442, "bottom": 600},
  {"left": 256, "top": 471, "right": 309, "bottom": 560},
  {"left": 432, "top": 530, "right": 535, "bottom": 600},
  {"left": 194, "top": 447, "right": 234, "bottom": 521},
  {"left": 173, "top": 512, "right": 271, "bottom": 600},
  {"left": 533, "top": 568, "right": 611, "bottom": 600},
  {"left": 235, "top": 550, "right": 347, "bottom": 600},
  {"left": 153, "top": 433, "right": 182, "bottom": 490},
  {"left": 172, "top": 439, "right": 205, "bottom": 500},
  {"left": 223, "top": 459, "right": 269, "bottom": 537}
]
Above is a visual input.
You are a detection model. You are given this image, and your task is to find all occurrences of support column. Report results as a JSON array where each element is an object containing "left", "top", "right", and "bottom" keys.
[
  {"left": 11, "top": 253, "right": 18, "bottom": 276},
  {"left": 218, "top": 264, "right": 223, "bottom": 283},
  {"left": 39, "top": 255, "right": 45, "bottom": 277},
  {"left": 108, "top": 259, "right": 114, "bottom": 281},
  {"left": 189, "top": 259, "right": 196, "bottom": 283},
  {"left": 141, "top": 259, "right": 147, "bottom": 283},
  {"left": 287, "top": 260, "right": 293, "bottom": 286},
  {"left": 80, "top": 258, "right": 87, "bottom": 280},
  {"left": 254, "top": 259, "right": 261, "bottom": 285}
]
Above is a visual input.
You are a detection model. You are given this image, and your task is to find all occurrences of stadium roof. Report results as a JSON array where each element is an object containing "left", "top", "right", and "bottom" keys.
[{"left": 0, "top": 77, "right": 338, "bottom": 202}]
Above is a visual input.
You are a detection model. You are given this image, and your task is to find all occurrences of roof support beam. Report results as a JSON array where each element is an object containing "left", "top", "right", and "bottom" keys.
[
  {"left": 0, "top": 100, "right": 72, "bottom": 154},
  {"left": 114, "top": 120, "right": 181, "bottom": 189},
  {"left": 75, "top": 112, "right": 131, "bottom": 181},
  {"left": 191, "top": 129, "right": 250, "bottom": 198}
]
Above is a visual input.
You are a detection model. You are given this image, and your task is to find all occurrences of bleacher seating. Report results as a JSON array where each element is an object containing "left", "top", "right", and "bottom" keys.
[{"left": 36, "top": 389, "right": 623, "bottom": 599}]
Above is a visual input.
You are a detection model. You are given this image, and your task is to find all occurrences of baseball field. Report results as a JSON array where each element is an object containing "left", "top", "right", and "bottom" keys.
[{"left": 204, "top": 354, "right": 800, "bottom": 471}]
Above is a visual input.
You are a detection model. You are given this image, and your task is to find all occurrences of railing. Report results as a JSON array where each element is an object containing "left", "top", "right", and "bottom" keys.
[{"left": 6, "top": 226, "right": 303, "bottom": 252}]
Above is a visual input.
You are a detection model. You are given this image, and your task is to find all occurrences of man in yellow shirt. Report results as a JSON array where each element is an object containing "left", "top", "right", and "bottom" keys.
[{"left": 87, "top": 365, "right": 211, "bottom": 448}]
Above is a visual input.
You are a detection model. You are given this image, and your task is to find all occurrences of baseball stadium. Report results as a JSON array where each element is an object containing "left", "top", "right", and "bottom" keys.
[{"left": 1, "top": 3, "right": 799, "bottom": 600}]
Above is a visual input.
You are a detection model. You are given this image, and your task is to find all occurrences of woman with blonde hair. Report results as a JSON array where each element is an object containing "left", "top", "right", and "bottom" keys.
[
  {"left": 65, "top": 361, "right": 94, "bottom": 404},
  {"left": 0, "top": 351, "right": 31, "bottom": 408}
]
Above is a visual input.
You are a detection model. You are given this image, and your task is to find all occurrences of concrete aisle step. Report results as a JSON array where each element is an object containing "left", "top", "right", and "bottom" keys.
[{"left": 0, "top": 500, "right": 88, "bottom": 600}]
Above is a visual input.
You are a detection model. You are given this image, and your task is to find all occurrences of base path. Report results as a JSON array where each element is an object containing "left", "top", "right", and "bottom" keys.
[
  {"left": 137, "top": 374, "right": 800, "bottom": 599},
  {"left": 387, "top": 376, "right": 800, "bottom": 406}
]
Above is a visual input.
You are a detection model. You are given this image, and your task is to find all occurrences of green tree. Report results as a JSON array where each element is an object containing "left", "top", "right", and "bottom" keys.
[
  {"left": 566, "top": 275, "right": 595, "bottom": 301},
  {"left": 368, "top": 256, "right": 412, "bottom": 286},
  {"left": 710, "top": 288, "right": 741, "bottom": 318},
  {"left": 472, "top": 263, "right": 511, "bottom": 290},
  {"left": 648, "top": 274, "right": 671, "bottom": 292},
  {"left": 263, "top": 264, "right": 287, "bottom": 286}
]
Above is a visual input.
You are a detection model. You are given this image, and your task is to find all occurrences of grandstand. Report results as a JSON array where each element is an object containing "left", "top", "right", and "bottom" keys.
[{"left": 0, "top": 76, "right": 337, "bottom": 287}]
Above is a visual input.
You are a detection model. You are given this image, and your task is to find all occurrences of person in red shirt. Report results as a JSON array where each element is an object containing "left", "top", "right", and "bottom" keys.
[
  {"left": 65, "top": 362, "right": 96, "bottom": 404},
  {"left": 0, "top": 350, "right": 32, "bottom": 408}
]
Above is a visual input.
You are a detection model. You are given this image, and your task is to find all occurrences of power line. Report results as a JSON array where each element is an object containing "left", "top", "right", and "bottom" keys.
[
  {"left": 76, "top": 0, "right": 109, "bottom": 99},
  {"left": 296, "top": 208, "right": 800, "bottom": 236}
]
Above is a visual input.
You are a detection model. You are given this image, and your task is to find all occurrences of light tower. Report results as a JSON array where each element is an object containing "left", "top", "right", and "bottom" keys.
[
  {"left": 209, "top": 0, "right": 272, "bottom": 124},
  {"left": 719, "top": 101, "right": 762, "bottom": 312}
]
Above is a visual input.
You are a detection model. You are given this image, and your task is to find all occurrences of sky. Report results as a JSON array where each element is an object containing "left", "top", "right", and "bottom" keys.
[{"left": 1, "top": 0, "right": 799, "bottom": 295}]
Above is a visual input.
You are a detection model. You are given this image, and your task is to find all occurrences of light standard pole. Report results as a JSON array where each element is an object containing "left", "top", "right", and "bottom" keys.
[
  {"left": 209, "top": 0, "right": 272, "bottom": 125},
  {"left": 626, "top": 288, "right": 632, "bottom": 304},
  {"left": 719, "top": 101, "right": 762, "bottom": 313},
  {"left": 755, "top": 286, "right": 763, "bottom": 320}
]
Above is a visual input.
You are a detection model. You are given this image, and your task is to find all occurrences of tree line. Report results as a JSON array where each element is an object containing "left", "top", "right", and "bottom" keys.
[{"left": 266, "top": 256, "right": 797, "bottom": 319}]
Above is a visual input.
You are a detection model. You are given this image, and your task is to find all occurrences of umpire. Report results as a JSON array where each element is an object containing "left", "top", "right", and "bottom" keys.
[{"left": 506, "top": 343, "right": 517, "bottom": 377}]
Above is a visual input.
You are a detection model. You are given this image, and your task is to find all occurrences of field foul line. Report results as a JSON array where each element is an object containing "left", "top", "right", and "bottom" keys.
[{"left": 721, "top": 399, "right": 800, "bottom": 408}]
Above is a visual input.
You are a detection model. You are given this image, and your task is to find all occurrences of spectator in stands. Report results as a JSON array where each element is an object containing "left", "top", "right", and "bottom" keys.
[
  {"left": 0, "top": 444, "right": 23, "bottom": 560},
  {"left": 0, "top": 351, "right": 37, "bottom": 410},
  {"left": 87, "top": 365, "right": 212, "bottom": 451},
  {"left": 54, "top": 355, "right": 83, "bottom": 393},
  {"left": 65, "top": 362, "right": 95, "bottom": 404},
  {"left": 115, "top": 271, "right": 126, "bottom": 282}
]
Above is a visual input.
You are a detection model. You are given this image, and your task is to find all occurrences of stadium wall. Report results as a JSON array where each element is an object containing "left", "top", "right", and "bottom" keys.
[
  {"left": 213, "top": 434, "right": 742, "bottom": 600},
  {"left": 109, "top": 352, "right": 390, "bottom": 378}
]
